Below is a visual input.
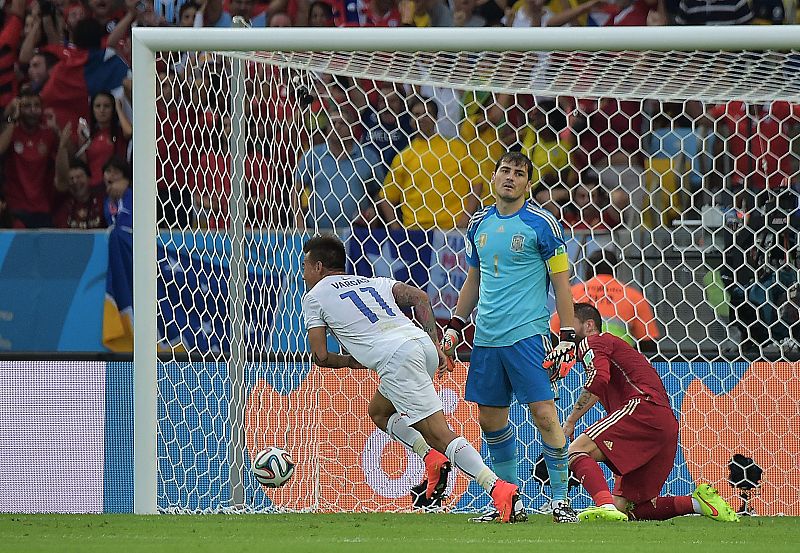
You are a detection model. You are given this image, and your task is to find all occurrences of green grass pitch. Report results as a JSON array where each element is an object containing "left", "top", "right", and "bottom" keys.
[{"left": 1, "top": 513, "right": 797, "bottom": 553}]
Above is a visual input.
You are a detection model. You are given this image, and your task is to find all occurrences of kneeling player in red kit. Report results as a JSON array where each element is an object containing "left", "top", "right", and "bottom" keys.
[{"left": 563, "top": 303, "right": 739, "bottom": 523}]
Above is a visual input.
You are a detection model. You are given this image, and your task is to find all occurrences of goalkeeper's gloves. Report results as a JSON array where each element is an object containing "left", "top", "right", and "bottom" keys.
[
  {"left": 440, "top": 315, "right": 467, "bottom": 357},
  {"left": 543, "top": 328, "right": 577, "bottom": 382}
]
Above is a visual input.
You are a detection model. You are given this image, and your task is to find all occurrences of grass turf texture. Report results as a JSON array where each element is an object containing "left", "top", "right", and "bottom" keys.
[{"left": 1, "top": 513, "right": 797, "bottom": 553}]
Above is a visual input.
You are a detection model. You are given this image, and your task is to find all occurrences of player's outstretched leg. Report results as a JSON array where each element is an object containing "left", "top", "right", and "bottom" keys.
[{"left": 693, "top": 483, "right": 740, "bottom": 522}]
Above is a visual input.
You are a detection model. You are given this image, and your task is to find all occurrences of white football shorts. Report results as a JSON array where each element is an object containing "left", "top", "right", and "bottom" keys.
[{"left": 376, "top": 337, "right": 442, "bottom": 425}]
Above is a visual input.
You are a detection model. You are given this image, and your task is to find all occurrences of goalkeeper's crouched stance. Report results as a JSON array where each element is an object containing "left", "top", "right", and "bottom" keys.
[
  {"left": 441, "top": 152, "right": 580, "bottom": 523},
  {"left": 563, "top": 303, "right": 739, "bottom": 523}
]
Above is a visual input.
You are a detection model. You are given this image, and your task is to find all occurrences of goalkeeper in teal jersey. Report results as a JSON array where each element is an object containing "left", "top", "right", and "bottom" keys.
[{"left": 442, "top": 152, "right": 579, "bottom": 523}]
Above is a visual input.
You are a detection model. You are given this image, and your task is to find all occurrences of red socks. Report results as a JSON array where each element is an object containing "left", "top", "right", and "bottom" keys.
[
  {"left": 570, "top": 453, "right": 613, "bottom": 506},
  {"left": 630, "top": 496, "right": 695, "bottom": 521}
]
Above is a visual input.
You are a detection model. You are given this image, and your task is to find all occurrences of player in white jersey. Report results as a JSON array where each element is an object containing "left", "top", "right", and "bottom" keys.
[{"left": 301, "top": 234, "right": 521, "bottom": 522}]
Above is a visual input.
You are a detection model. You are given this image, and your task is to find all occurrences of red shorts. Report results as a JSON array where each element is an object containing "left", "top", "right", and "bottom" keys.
[{"left": 584, "top": 397, "right": 678, "bottom": 504}]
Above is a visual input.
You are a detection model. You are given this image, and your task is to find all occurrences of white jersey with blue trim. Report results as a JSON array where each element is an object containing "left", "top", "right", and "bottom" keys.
[
  {"left": 302, "top": 275, "right": 427, "bottom": 369},
  {"left": 465, "top": 201, "right": 568, "bottom": 346}
]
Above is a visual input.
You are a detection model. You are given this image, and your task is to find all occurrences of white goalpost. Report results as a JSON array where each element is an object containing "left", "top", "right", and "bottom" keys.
[{"left": 132, "top": 27, "right": 800, "bottom": 516}]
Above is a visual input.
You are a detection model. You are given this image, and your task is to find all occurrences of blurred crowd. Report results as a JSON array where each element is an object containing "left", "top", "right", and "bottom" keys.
[
  {"left": 0, "top": 0, "right": 799, "bottom": 353},
  {"left": 0, "top": 0, "right": 798, "bottom": 231}
]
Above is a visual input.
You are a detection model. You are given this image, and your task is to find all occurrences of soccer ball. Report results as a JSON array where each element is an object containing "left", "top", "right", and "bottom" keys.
[{"left": 253, "top": 447, "right": 295, "bottom": 488}]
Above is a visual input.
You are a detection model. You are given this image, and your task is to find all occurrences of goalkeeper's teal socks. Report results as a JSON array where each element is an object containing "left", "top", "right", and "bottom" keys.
[
  {"left": 484, "top": 424, "right": 518, "bottom": 486},
  {"left": 543, "top": 442, "right": 570, "bottom": 501}
]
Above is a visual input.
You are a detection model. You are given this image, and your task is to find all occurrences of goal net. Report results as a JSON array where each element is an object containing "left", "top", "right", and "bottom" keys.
[{"left": 133, "top": 27, "right": 800, "bottom": 516}]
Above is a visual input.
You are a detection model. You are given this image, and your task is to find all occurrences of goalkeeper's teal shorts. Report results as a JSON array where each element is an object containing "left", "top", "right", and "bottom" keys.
[{"left": 466, "top": 335, "right": 553, "bottom": 406}]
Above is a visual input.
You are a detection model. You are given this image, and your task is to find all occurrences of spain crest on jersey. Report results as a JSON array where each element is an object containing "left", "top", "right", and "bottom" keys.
[
  {"left": 583, "top": 348, "right": 595, "bottom": 369},
  {"left": 510, "top": 234, "right": 525, "bottom": 252}
]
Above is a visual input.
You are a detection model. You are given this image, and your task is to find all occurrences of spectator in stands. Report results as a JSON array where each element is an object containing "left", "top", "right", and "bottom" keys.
[
  {"left": 378, "top": 97, "right": 483, "bottom": 230},
  {"left": 551, "top": 248, "right": 660, "bottom": 352},
  {"left": 269, "top": 11, "right": 293, "bottom": 25},
  {"left": 294, "top": 0, "right": 335, "bottom": 26},
  {"left": 293, "top": 104, "right": 384, "bottom": 230},
  {"left": 607, "top": 0, "right": 667, "bottom": 26},
  {"left": 704, "top": 101, "right": 800, "bottom": 210},
  {"left": 567, "top": 97, "right": 646, "bottom": 231},
  {"left": 0, "top": 0, "right": 25, "bottom": 112},
  {"left": 195, "top": 113, "right": 274, "bottom": 229},
  {"left": 451, "top": 0, "right": 486, "bottom": 26},
  {"left": 77, "top": 91, "right": 132, "bottom": 188},
  {"left": 328, "top": 0, "right": 402, "bottom": 26},
  {"left": 26, "top": 51, "right": 59, "bottom": 93},
  {"left": 38, "top": 17, "right": 130, "bottom": 132},
  {"left": 563, "top": 171, "right": 621, "bottom": 232},
  {"left": 178, "top": 1, "right": 202, "bottom": 26},
  {"left": 204, "top": 0, "right": 269, "bottom": 26},
  {"left": 504, "top": 0, "right": 603, "bottom": 27},
  {"left": 521, "top": 99, "right": 572, "bottom": 186},
  {"left": 360, "top": 82, "right": 412, "bottom": 171},
  {"left": 645, "top": 101, "right": 711, "bottom": 220},
  {"left": 725, "top": 187, "right": 800, "bottom": 354},
  {"left": 103, "top": 155, "right": 133, "bottom": 228},
  {"left": 88, "top": 0, "right": 122, "bottom": 33},
  {"left": 310, "top": 0, "right": 336, "bottom": 25},
  {"left": 459, "top": 83, "right": 516, "bottom": 187},
  {"left": 65, "top": 2, "right": 91, "bottom": 35},
  {"left": 399, "top": 0, "right": 453, "bottom": 26},
  {"left": 0, "top": 90, "right": 61, "bottom": 228},
  {"left": 155, "top": 71, "right": 196, "bottom": 228},
  {"left": 54, "top": 159, "right": 107, "bottom": 229},
  {"left": 675, "top": 0, "right": 753, "bottom": 25}
]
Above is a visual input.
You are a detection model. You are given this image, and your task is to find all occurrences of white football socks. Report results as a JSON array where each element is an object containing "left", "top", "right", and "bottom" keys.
[
  {"left": 445, "top": 436, "right": 498, "bottom": 492},
  {"left": 386, "top": 413, "right": 431, "bottom": 458}
]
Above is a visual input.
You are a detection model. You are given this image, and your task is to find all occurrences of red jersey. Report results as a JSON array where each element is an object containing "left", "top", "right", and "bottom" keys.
[
  {"left": 709, "top": 101, "right": 800, "bottom": 189},
  {"left": 85, "top": 127, "right": 128, "bottom": 188},
  {"left": 2, "top": 124, "right": 59, "bottom": 214},
  {"left": 54, "top": 187, "right": 107, "bottom": 229},
  {"left": 609, "top": 0, "right": 652, "bottom": 26},
  {"left": 578, "top": 333, "right": 671, "bottom": 412}
]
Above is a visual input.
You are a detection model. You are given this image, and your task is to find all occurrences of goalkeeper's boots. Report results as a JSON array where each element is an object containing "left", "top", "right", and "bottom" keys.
[
  {"left": 490, "top": 480, "right": 522, "bottom": 523},
  {"left": 692, "top": 483, "right": 740, "bottom": 522},
  {"left": 578, "top": 505, "right": 628, "bottom": 523},
  {"left": 424, "top": 449, "right": 451, "bottom": 502},
  {"left": 551, "top": 499, "right": 580, "bottom": 523}
]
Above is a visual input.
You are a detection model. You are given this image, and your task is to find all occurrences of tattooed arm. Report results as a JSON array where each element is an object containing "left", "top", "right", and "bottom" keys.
[
  {"left": 562, "top": 389, "right": 599, "bottom": 439},
  {"left": 392, "top": 282, "right": 439, "bottom": 345}
]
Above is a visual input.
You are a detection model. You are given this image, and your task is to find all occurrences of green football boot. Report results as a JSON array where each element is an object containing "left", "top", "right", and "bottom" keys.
[
  {"left": 693, "top": 483, "right": 740, "bottom": 522},
  {"left": 578, "top": 506, "right": 629, "bottom": 522}
]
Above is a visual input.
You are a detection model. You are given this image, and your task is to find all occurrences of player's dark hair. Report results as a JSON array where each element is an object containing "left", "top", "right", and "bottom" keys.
[
  {"left": 303, "top": 234, "right": 346, "bottom": 271},
  {"left": 33, "top": 50, "right": 60, "bottom": 70},
  {"left": 68, "top": 159, "right": 91, "bottom": 175},
  {"left": 90, "top": 91, "right": 123, "bottom": 140},
  {"left": 574, "top": 302, "right": 602, "bottom": 330},
  {"left": 103, "top": 156, "right": 133, "bottom": 183},
  {"left": 494, "top": 151, "right": 533, "bottom": 181},
  {"left": 308, "top": 0, "right": 334, "bottom": 25},
  {"left": 586, "top": 248, "right": 618, "bottom": 279},
  {"left": 72, "top": 18, "right": 105, "bottom": 50},
  {"left": 179, "top": 1, "right": 201, "bottom": 18}
]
